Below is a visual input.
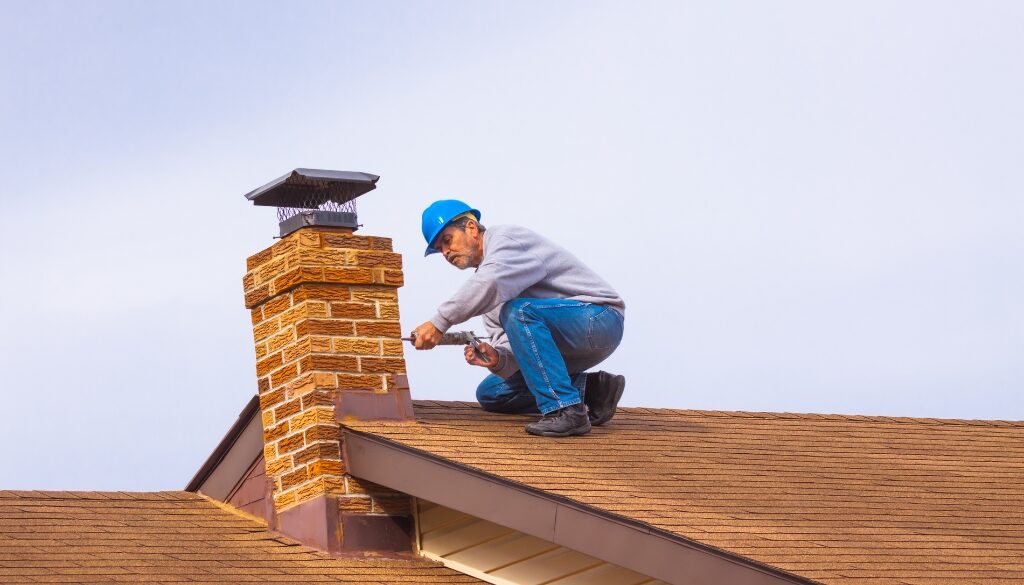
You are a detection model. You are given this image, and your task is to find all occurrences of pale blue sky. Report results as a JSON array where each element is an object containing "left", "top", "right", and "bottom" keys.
[{"left": 1, "top": 1, "right": 1021, "bottom": 490}]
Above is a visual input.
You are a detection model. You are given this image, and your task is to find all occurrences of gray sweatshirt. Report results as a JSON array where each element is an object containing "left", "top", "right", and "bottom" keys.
[{"left": 429, "top": 224, "right": 625, "bottom": 378}]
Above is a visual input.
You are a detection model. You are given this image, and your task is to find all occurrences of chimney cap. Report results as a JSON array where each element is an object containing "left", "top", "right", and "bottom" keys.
[{"left": 245, "top": 168, "right": 380, "bottom": 209}]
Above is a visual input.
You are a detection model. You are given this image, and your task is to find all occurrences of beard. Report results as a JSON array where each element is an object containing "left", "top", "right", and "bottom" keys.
[{"left": 447, "top": 252, "right": 478, "bottom": 270}]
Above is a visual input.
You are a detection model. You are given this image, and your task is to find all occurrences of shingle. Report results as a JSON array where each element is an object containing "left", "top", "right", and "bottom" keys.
[
  {"left": 347, "top": 402, "right": 1024, "bottom": 585},
  {"left": 0, "top": 491, "right": 480, "bottom": 583}
]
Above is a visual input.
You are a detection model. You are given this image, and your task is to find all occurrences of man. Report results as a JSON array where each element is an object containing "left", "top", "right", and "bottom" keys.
[{"left": 411, "top": 199, "right": 626, "bottom": 437}]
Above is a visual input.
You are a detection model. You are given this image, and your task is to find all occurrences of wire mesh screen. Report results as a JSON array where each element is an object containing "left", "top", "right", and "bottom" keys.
[{"left": 277, "top": 198, "right": 357, "bottom": 222}]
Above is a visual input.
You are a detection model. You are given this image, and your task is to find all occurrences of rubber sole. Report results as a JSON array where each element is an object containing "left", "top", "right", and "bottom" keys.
[
  {"left": 591, "top": 374, "right": 625, "bottom": 426},
  {"left": 524, "top": 422, "right": 592, "bottom": 437}
]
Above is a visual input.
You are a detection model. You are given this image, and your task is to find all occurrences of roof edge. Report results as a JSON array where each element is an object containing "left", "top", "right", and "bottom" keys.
[
  {"left": 185, "top": 395, "right": 260, "bottom": 492},
  {"left": 343, "top": 429, "right": 817, "bottom": 585}
]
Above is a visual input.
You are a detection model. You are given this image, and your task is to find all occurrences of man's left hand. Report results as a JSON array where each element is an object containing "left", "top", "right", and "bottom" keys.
[{"left": 411, "top": 322, "right": 443, "bottom": 350}]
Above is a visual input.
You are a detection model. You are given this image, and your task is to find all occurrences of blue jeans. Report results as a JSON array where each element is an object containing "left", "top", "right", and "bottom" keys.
[{"left": 476, "top": 298, "right": 624, "bottom": 415}]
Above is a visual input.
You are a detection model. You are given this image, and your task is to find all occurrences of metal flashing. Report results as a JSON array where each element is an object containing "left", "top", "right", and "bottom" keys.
[{"left": 185, "top": 395, "right": 263, "bottom": 497}]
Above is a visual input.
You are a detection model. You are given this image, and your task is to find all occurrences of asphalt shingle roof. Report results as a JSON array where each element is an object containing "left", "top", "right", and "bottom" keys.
[
  {"left": 0, "top": 490, "right": 480, "bottom": 584},
  {"left": 346, "top": 401, "right": 1024, "bottom": 585}
]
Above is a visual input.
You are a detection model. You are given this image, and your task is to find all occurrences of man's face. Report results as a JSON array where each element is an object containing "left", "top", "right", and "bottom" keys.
[{"left": 436, "top": 222, "right": 483, "bottom": 270}]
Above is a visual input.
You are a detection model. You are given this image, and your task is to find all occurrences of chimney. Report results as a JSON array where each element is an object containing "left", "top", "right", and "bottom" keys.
[{"left": 242, "top": 169, "right": 415, "bottom": 554}]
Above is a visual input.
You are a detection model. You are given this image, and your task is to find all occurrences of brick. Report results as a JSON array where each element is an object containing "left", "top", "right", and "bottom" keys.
[
  {"left": 284, "top": 372, "right": 336, "bottom": 398},
  {"left": 261, "top": 409, "right": 275, "bottom": 427},
  {"left": 355, "top": 321, "right": 402, "bottom": 338},
  {"left": 338, "top": 496, "right": 373, "bottom": 513},
  {"left": 247, "top": 247, "right": 274, "bottom": 271},
  {"left": 250, "top": 308, "right": 263, "bottom": 325},
  {"left": 322, "top": 267, "right": 373, "bottom": 285},
  {"left": 301, "top": 390, "right": 336, "bottom": 410},
  {"left": 267, "top": 328, "right": 296, "bottom": 354},
  {"left": 258, "top": 376, "right": 270, "bottom": 395},
  {"left": 282, "top": 338, "right": 312, "bottom": 363},
  {"left": 298, "top": 231, "right": 321, "bottom": 248},
  {"left": 274, "top": 398, "right": 301, "bottom": 421},
  {"left": 352, "top": 251, "right": 403, "bottom": 269},
  {"left": 372, "top": 495, "right": 411, "bottom": 516},
  {"left": 293, "top": 443, "right": 340, "bottom": 466},
  {"left": 310, "top": 336, "right": 332, "bottom": 352},
  {"left": 382, "top": 339, "right": 404, "bottom": 357},
  {"left": 329, "top": 302, "right": 376, "bottom": 319},
  {"left": 277, "top": 433, "right": 305, "bottom": 455},
  {"left": 322, "top": 233, "right": 371, "bottom": 249},
  {"left": 290, "top": 407, "right": 335, "bottom": 431},
  {"left": 377, "top": 303, "right": 400, "bottom": 320},
  {"left": 263, "top": 443, "right": 276, "bottom": 461},
  {"left": 280, "top": 467, "right": 309, "bottom": 491},
  {"left": 244, "top": 285, "right": 271, "bottom": 309},
  {"left": 308, "top": 459, "right": 345, "bottom": 479},
  {"left": 265, "top": 456, "right": 292, "bottom": 478},
  {"left": 253, "top": 255, "right": 290, "bottom": 286},
  {"left": 253, "top": 318, "right": 280, "bottom": 342},
  {"left": 346, "top": 477, "right": 390, "bottom": 495},
  {"left": 337, "top": 373, "right": 385, "bottom": 391},
  {"left": 349, "top": 286, "right": 398, "bottom": 303},
  {"left": 292, "top": 284, "right": 352, "bottom": 302},
  {"left": 369, "top": 236, "right": 393, "bottom": 251},
  {"left": 260, "top": 388, "right": 285, "bottom": 410},
  {"left": 271, "top": 267, "right": 323, "bottom": 295},
  {"left": 270, "top": 237, "right": 298, "bottom": 258},
  {"left": 296, "top": 319, "right": 355, "bottom": 337},
  {"left": 288, "top": 248, "right": 349, "bottom": 266},
  {"left": 304, "top": 423, "right": 339, "bottom": 443},
  {"left": 261, "top": 295, "right": 292, "bottom": 320},
  {"left": 383, "top": 270, "right": 404, "bottom": 287},
  {"left": 273, "top": 489, "right": 296, "bottom": 509},
  {"left": 296, "top": 477, "right": 345, "bottom": 503},
  {"left": 243, "top": 272, "right": 256, "bottom": 290},
  {"left": 263, "top": 421, "right": 289, "bottom": 443},
  {"left": 254, "top": 342, "right": 268, "bottom": 360},
  {"left": 333, "top": 338, "right": 381, "bottom": 355},
  {"left": 359, "top": 357, "right": 406, "bottom": 374},
  {"left": 255, "top": 352, "right": 283, "bottom": 377},
  {"left": 271, "top": 363, "right": 299, "bottom": 387},
  {"left": 280, "top": 301, "right": 329, "bottom": 328},
  {"left": 307, "top": 354, "right": 359, "bottom": 372}
]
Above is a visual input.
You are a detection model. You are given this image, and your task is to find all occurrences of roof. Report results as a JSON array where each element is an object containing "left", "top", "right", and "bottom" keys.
[
  {"left": 344, "top": 401, "right": 1024, "bottom": 585},
  {"left": 0, "top": 490, "right": 480, "bottom": 584}
]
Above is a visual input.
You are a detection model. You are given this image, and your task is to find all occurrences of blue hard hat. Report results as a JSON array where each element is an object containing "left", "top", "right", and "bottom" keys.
[{"left": 421, "top": 199, "right": 481, "bottom": 256}]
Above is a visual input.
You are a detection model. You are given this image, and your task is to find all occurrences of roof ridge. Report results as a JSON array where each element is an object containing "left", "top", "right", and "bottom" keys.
[{"left": 409, "top": 400, "right": 1022, "bottom": 427}]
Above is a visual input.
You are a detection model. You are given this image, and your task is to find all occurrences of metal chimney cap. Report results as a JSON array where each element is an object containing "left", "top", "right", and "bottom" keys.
[{"left": 244, "top": 168, "right": 380, "bottom": 209}]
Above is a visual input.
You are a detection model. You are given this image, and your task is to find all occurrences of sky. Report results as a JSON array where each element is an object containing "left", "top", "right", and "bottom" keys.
[{"left": 1, "top": 1, "right": 1021, "bottom": 491}]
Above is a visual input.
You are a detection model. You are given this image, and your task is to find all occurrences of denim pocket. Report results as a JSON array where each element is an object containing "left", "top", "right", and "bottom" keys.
[{"left": 587, "top": 305, "right": 624, "bottom": 350}]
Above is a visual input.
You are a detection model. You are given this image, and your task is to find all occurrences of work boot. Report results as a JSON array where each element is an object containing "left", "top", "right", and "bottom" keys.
[
  {"left": 525, "top": 403, "right": 591, "bottom": 437},
  {"left": 584, "top": 371, "right": 626, "bottom": 426}
]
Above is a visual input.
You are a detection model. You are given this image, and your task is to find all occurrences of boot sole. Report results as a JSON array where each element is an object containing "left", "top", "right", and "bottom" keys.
[
  {"left": 525, "top": 422, "right": 592, "bottom": 437},
  {"left": 591, "top": 375, "right": 625, "bottom": 426}
]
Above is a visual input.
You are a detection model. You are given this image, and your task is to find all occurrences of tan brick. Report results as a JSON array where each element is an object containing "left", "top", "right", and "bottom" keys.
[
  {"left": 369, "top": 237, "right": 393, "bottom": 251},
  {"left": 258, "top": 376, "right": 270, "bottom": 395},
  {"left": 255, "top": 352, "right": 283, "bottom": 377},
  {"left": 253, "top": 255, "right": 290, "bottom": 286},
  {"left": 349, "top": 286, "right": 398, "bottom": 303},
  {"left": 304, "top": 423, "right": 339, "bottom": 443},
  {"left": 377, "top": 303, "right": 400, "bottom": 320},
  {"left": 293, "top": 443, "right": 341, "bottom": 466},
  {"left": 261, "top": 409, "right": 275, "bottom": 427},
  {"left": 322, "top": 233, "right": 371, "bottom": 249},
  {"left": 271, "top": 237, "right": 298, "bottom": 258},
  {"left": 243, "top": 272, "right": 256, "bottom": 291},
  {"left": 271, "top": 267, "right": 323, "bottom": 295},
  {"left": 277, "top": 433, "right": 305, "bottom": 455},
  {"left": 289, "top": 247, "right": 349, "bottom": 266},
  {"left": 337, "top": 373, "right": 385, "bottom": 391},
  {"left": 263, "top": 420, "right": 289, "bottom": 443},
  {"left": 292, "top": 284, "right": 352, "bottom": 302},
  {"left": 267, "top": 328, "right": 296, "bottom": 354},
  {"left": 280, "top": 467, "right": 309, "bottom": 491},
  {"left": 270, "top": 362, "right": 299, "bottom": 388},
  {"left": 254, "top": 342, "right": 268, "bottom": 360},
  {"left": 296, "top": 319, "right": 355, "bottom": 338},
  {"left": 253, "top": 318, "right": 280, "bottom": 342},
  {"left": 280, "top": 301, "right": 329, "bottom": 328},
  {"left": 290, "top": 407, "right": 335, "bottom": 431},
  {"left": 245, "top": 284, "right": 272, "bottom": 309},
  {"left": 359, "top": 357, "right": 406, "bottom": 374},
  {"left": 383, "top": 270, "right": 404, "bottom": 287},
  {"left": 274, "top": 398, "right": 301, "bottom": 421},
  {"left": 323, "top": 267, "right": 373, "bottom": 285},
  {"left": 265, "top": 456, "right": 292, "bottom": 478},
  {"left": 329, "top": 302, "right": 376, "bottom": 319},
  {"left": 338, "top": 496, "right": 373, "bottom": 513},
  {"left": 333, "top": 338, "right": 381, "bottom": 355},
  {"left": 346, "top": 477, "right": 391, "bottom": 496},
  {"left": 273, "top": 489, "right": 296, "bottom": 509},
  {"left": 382, "top": 339, "right": 404, "bottom": 357},
  {"left": 355, "top": 321, "right": 402, "bottom": 338},
  {"left": 308, "top": 459, "right": 345, "bottom": 479},
  {"left": 352, "top": 251, "right": 403, "bottom": 270},
  {"left": 262, "top": 295, "right": 292, "bottom": 319},
  {"left": 307, "top": 354, "right": 359, "bottom": 372},
  {"left": 372, "top": 495, "right": 411, "bottom": 516},
  {"left": 298, "top": 231, "right": 321, "bottom": 248},
  {"left": 250, "top": 308, "right": 263, "bottom": 325},
  {"left": 301, "top": 390, "right": 336, "bottom": 410},
  {"left": 247, "top": 247, "right": 274, "bottom": 271},
  {"left": 282, "top": 338, "right": 312, "bottom": 364},
  {"left": 310, "top": 336, "right": 332, "bottom": 352},
  {"left": 296, "top": 477, "right": 345, "bottom": 503},
  {"left": 263, "top": 443, "right": 276, "bottom": 461}
]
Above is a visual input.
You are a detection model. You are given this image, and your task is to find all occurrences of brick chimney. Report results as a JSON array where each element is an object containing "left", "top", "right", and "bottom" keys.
[{"left": 241, "top": 170, "right": 416, "bottom": 554}]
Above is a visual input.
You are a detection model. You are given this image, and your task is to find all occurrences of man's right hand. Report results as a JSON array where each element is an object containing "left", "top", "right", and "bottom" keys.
[
  {"left": 464, "top": 342, "right": 498, "bottom": 367},
  {"left": 411, "top": 322, "right": 443, "bottom": 350}
]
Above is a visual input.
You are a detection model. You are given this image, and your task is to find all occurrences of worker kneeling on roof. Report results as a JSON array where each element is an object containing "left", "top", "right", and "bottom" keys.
[{"left": 411, "top": 199, "right": 626, "bottom": 437}]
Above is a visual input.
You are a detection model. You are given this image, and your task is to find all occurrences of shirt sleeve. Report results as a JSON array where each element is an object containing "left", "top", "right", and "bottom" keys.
[
  {"left": 430, "top": 233, "right": 547, "bottom": 333},
  {"left": 482, "top": 308, "right": 520, "bottom": 378}
]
